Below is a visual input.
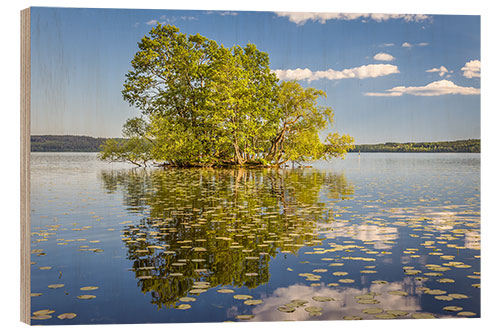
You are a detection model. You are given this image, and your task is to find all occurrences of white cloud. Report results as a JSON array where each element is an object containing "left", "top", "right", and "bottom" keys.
[
  {"left": 146, "top": 15, "right": 198, "bottom": 26},
  {"left": 273, "top": 64, "right": 399, "bottom": 82},
  {"left": 461, "top": 60, "right": 481, "bottom": 78},
  {"left": 365, "top": 79, "right": 480, "bottom": 97},
  {"left": 146, "top": 19, "right": 165, "bottom": 26},
  {"left": 373, "top": 53, "right": 395, "bottom": 61},
  {"left": 402, "top": 42, "right": 428, "bottom": 48},
  {"left": 179, "top": 16, "right": 198, "bottom": 21},
  {"left": 426, "top": 66, "right": 449, "bottom": 77},
  {"left": 272, "top": 68, "right": 313, "bottom": 81},
  {"left": 219, "top": 11, "right": 238, "bottom": 16},
  {"left": 275, "top": 12, "right": 430, "bottom": 25},
  {"left": 250, "top": 281, "right": 423, "bottom": 321}
]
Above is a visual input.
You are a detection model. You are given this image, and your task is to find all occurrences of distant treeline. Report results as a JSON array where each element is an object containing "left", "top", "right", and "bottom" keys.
[
  {"left": 353, "top": 139, "right": 480, "bottom": 153},
  {"left": 31, "top": 135, "right": 480, "bottom": 153},
  {"left": 31, "top": 135, "right": 114, "bottom": 152}
]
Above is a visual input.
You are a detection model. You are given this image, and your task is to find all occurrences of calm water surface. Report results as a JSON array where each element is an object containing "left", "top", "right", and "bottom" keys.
[{"left": 30, "top": 153, "right": 480, "bottom": 324}]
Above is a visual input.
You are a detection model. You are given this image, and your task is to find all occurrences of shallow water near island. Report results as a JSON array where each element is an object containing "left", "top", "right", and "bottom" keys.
[{"left": 30, "top": 152, "right": 480, "bottom": 324}]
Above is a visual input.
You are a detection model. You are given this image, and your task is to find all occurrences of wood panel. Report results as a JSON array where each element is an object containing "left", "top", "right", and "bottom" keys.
[{"left": 20, "top": 7, "right": 31, "bottom": 325}]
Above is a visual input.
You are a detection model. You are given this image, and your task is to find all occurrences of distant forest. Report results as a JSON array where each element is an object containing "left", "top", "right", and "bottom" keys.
[
  {"left": 354, "top": 139, "right": 480, "bottom": 153},
  {"left": 31, "top": 135, "right": 480, "bottom": 153},
  {"left": 31, "top": 135, "right": 113, "bottom": 152}
]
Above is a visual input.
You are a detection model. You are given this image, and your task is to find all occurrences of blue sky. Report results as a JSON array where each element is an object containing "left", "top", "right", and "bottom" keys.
[{"left": 30, "top": 7, "right": 480, "bottom": 143}]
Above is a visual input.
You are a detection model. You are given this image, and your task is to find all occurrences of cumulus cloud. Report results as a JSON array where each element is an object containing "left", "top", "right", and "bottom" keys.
[
  {"left": 461, "top": 60, "right": 481, "bottom": 78},
  {"left": 275, "top": 12, "right": 430, "bottom": 25},
  {"left": 402, "top": 42, "right": 412, "bottom": 48},
  {"left": 273, "top": 64, "right": 399, "bottom": 82},
  {"left": 365, "top": 80, "right": 480, "bottom": 97},
  {"left": 373, "top": 53, "right": 395, "bottom": 61},
  {"left": 426, "top": 66, "right": 449, "bottom": 77}
]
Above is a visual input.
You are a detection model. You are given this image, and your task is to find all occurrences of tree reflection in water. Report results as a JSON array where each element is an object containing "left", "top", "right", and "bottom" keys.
[{"left": 100, "top": 168, "right": 354, "bottom": 309}]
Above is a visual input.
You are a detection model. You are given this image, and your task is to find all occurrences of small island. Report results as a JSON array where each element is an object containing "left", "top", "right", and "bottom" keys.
[{"left": 98, "top": 24, "right": 354, "bottom": 168}]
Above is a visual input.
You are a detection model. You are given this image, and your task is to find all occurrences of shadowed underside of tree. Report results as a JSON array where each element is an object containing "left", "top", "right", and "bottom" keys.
[{"left": 99, "top": 24, "right": 354, "bottom": 167}]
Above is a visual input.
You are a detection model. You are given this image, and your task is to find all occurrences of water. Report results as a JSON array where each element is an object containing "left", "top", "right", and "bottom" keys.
[{"left": 30, "top": 152, "right": 480, "bottom": 324}]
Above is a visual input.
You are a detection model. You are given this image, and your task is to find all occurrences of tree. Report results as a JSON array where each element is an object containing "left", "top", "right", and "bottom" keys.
[
  {"left": 266, "top": 81, "right": 354, "bottom": 165},
  {"left": 99, "top": 138, "right": 152, "bottom": 167},
  {"left": 99, "top": 118, "right": 153, "bottom": 167},
  {"left": 101, "top": 24, "right": 353, "bottom": 167}
]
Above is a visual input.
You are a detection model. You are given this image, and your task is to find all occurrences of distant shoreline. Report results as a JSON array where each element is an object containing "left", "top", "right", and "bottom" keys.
[{"left": 30, "top": 135, "right": 480, "bottom": 153}]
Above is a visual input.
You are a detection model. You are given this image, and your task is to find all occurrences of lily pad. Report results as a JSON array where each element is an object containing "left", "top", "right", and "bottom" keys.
[
  {"left": 360, "top": 270, "right": 377, "bottom": 274},
  {"left": 412, "top": 312, "right": 436, "bottom": 319},
  {"left": 189, "top": 289, "right": 207, "bottom": 294},
  {"left": 234, "top": 294, "right": 253, "bottom": 300},
  {"left": 33, "top": 309, "right": 55, "bottom": 316},
  {"left": 425, "top": 289, "right": 447, "bottom": 295},
  {"left": 176, "top": 304, "right": 191, "bottom": 310},
  {"left": 290, "top": 299, "right": 309, "bottom": 306},
  {"left": 235, "top": 314, "right": 254, "bottom": 320},
  {"left": 179, "top": 297, "right": 196, "bottom": 302},
  {"left": 57, "top": 313, "right": 77, "bottom": 320},
  {"left": 244, "top": 299, "right": 263, "bottom": 306},
  {"left": 362, "top": 308, "right": 383, "bottom": 314},
  {"left": 277, "top": 306, "right": 295, "bottom": 313},
  {"left": 305, "top": 306, "right": 323, "bottom": 313},
  {"left": 48, "top": 284, "right": 65, "bottom": 289},
  {"left": 217, "top": 289, "right": 234, "bottom": 294},
  {"left": 312, "top": 296, "right": 334, "bottom": 302},
  {"left": 372, "top": 280, "right": 388, "bottom": 284},
  {"left": 386, "top": 310, "right": 408, "bottom": 317},
  {"left": 375, "top": 313, "right": 397, "bottom": 319},
  {"left": 77, "top": 295, "right": 96, "bottom": 300},
  {"left": 435, "top": 295, "right": 453, "bottom": 301},
  {"left": 357, "top": 299, "right": 380, "bottom": 304},
  {"left": 80, "top": 286, "right": 99, "bottom": 291},
  {"left": 308, "top": 311, "right": 322, "bottom": 317},
  {"left": 457, "top": 311, "right": 476, "bottom": 317},
  {"left": 388, "top": 290, "right": 408, "bottom": 296},
  {"left": 31, "top": 314, "right": 52, "bottom": 320},
  {"left": 443, "top": 306, "right": 463, "bottom": 312},
  {"left": 343, "top": 316, "right": 363, "bottom": 320}
]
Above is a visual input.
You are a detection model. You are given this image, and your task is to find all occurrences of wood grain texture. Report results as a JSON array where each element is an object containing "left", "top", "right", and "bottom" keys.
[{"left": 20, "top": 7, "right": 31, "bottom": 325}]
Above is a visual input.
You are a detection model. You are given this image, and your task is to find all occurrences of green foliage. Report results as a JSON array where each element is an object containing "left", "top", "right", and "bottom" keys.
[
  {"left": 105, "top": 24, "right": 353, "bottom": 167},
  {"left": 98, "top": 138, "right": 153, "bottom": 167}
]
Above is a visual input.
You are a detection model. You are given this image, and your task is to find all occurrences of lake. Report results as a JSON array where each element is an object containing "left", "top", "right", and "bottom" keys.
[{"left": 29, "top": 152, "right": 480, "bottom": 324}]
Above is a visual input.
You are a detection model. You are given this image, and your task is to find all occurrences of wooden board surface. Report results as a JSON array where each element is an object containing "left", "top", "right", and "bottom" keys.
[{"left": 20, "top": 7, "right": 31, "bottom": 325}]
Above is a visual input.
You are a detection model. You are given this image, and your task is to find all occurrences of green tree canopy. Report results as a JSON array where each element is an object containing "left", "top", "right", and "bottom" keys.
[{"left": 100, "top": 24, "right": 354, "bottom": 167}]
